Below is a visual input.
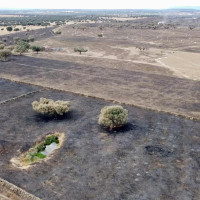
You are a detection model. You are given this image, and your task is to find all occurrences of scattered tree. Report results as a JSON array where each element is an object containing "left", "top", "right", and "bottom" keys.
[
  {"left": 31, "top": 45, "right": 44, "bottom": 54},
  {"left": 74, "top": 47, "right": 88, "bottom": 54},
  {"left": 6, "top": 26, "right": 13, "bottom": 32},
  {"left": 15, "top": 41, "right": 30, "bottom": 55}
]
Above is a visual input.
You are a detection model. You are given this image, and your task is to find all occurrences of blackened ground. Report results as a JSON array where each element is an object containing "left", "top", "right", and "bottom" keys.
[
  {"left": 0, "top": 27, "right": 56, "bottom": 45},
  {"left": 0, "top": 79, "right": 199, "bottom": 200},
  {"left": 0, "top": 78, "right": 40, "bottom": 102}
]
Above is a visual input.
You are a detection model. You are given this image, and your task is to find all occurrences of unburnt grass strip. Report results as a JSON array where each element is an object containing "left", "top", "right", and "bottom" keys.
[{"left": 0, "top": 177, "right": 43, "bottom": 200}]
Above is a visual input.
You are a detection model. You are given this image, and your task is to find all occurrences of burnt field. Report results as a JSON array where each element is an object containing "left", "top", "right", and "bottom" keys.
[
  {"left": 0, "top": 78, "right": 199, "bottom": 200},
  {"left": 0, "top": 26, "right": 56, "bottom": 45},
  {"left": 0, "top": 10, "right": 200, "bottom": 200},
  {"left": 0, "top": 55, "right": 200, "bottom": 121}
]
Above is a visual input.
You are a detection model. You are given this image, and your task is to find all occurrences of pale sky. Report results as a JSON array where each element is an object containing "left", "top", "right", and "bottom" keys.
[{"left": 1, "top": 0, "right": 200, "bottom": 9}]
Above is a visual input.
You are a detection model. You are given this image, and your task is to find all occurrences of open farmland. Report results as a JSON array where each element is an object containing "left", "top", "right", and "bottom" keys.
[{"left": 0, "top": 9, "right": 200, "bottom": 200}]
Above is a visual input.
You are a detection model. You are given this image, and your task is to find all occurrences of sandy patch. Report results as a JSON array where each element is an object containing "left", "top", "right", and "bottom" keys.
[
  {"left": 0, "top": 15, "right": 24, "bottom": 17},
  {"left": 0, "top": 25, "right": 53, "bottom": 36},
  {"left": 101, "top": 17, "right": 146, "bottom": 21},
  {"left": 157, "top": 51, "right": 200, "bottom": 80}
]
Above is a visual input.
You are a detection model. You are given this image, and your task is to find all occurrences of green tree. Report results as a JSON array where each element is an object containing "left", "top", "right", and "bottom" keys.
[
  {"left": 31, "top": 46, "right": 44, "bottom": 54},
  {"left": 16, "top": 41, "right": 30, "bottom": 55},
  {"left": 6, "top": 26, "right": 13, "bottom": 32},
  {"left": 74, "top": 47, "right": 88, "bottom": 54}
]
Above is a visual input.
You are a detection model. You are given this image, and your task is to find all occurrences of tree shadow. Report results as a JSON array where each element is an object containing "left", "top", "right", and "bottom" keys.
[{"left": 99, "top": 122, "right": 141, "bottom": 135}]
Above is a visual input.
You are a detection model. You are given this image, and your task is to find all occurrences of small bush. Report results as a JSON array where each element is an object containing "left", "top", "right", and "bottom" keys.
[
  {"left": 28, "top": 35, "right": 35, "bottom": 42},
  {"left": 98, "top": 105, "right": 128, "bottom": 130},
  {"left": 14, "top": 28, "right": 20, "bottom": 31},
  {"left": 0, "top": 44, "right": 5, "bottom": 49},
  {"left": 0, "top": 50, "right": 12, "bottom": 61},
  {"left": 6, "top": 45, "right": 15, "bottom": 51},
  {"left": 98, "top": 33, "right": 103, "bottom": 38},
  {"left": 2, "top": 38, "right": 7, "bottom": 42},
  {"left": 13, "top": 37, "right": 20, "bottom": 42},
  {"left": 55, "top": 30, "right": 62, "bottom": 34},
  {"left": 32, "top": 98, "right": 70, "bottom": 116}
]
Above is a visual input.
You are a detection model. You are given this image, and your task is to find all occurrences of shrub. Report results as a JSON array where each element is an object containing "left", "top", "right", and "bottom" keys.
[
  {"left": 0, "top": 44, "right": 5, "bottom": 49},
  {"left": 2, "top": 38, "right": 7, "bottom": 42},
  {"left": 14, "top": 28, "right": 20, "bottom": 31},
  {"left": 0, "top": 50, "right": 12, "bottom": 61},
  {"left": 55, "top": 30, "right": 62, "bottom": 34},
  {"left": 6, "top": 26, "right": 13, "bottom": 32},
  {"left": 98, "top": 105, "right": 128, "bottom": 130},
  {"left": 98, "top": 33, "right": 103, "bottom": 38},
  {"left": 32, "top": 98, "right": 70, "bottom": 116},
  {"left": 13, "top": 37, "right": 20, "bottom": 42},
  {"left": 28, "top": 35, "right": 35, "bottom": 42},
  {"left": 6, "top": 45, "right": 15, "bottom": 51}
]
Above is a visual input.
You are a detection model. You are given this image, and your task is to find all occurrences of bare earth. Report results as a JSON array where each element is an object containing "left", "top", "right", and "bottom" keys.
[{"left": 157, "top": 51, "right": 200, "bottom": 80}]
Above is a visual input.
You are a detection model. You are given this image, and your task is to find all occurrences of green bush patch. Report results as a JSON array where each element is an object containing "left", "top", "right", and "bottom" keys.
[{"left": 24, "top": 134, "right": 60, "bottom": 163}]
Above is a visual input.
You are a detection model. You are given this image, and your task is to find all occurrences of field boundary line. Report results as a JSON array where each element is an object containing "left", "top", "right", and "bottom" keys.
[{"left": 0, "top": 90, "right": 42, "bottom": 105}]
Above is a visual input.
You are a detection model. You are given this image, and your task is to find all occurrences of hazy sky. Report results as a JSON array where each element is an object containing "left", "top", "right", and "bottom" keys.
[{"left": 1, "top": 0, "right": 200, "bottom": 9}]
